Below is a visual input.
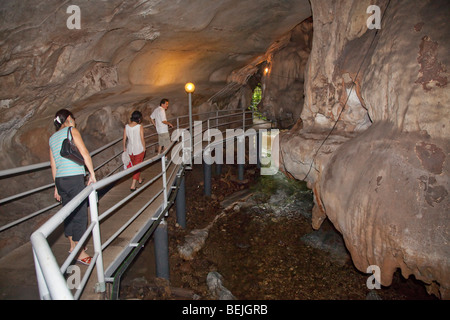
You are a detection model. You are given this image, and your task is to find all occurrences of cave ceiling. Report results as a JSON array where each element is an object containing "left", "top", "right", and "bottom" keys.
[{"left": 0, "top": 0, "right": 312, "bottom": 120}]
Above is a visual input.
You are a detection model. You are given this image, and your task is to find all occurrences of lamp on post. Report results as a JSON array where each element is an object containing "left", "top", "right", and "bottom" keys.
[{"left": 184, "top": 82, "right": 195, "bottom": 167}]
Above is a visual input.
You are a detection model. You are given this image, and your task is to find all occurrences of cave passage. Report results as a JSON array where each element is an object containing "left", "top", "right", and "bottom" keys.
[{"left": 248, "top": 83, "right": 264, "bottom": 120}]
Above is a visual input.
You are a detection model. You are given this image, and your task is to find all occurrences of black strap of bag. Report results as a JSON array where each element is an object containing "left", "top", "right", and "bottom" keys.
[{"left": 60, "top": 127, "right": 85, "bottom": 166}]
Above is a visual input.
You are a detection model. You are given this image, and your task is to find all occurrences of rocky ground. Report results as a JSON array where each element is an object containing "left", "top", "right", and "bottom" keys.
[{"left": 119, "top": 164, "right": 436, "bottom": 300}]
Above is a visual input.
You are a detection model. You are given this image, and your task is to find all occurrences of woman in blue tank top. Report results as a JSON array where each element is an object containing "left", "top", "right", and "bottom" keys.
[{"left": 49, "top": 109, "right": 96, "bottom": 265}]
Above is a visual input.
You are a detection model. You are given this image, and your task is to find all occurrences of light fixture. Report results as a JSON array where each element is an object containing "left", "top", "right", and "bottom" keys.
[
  {"left": 185, "top": 82, "right": 195, "bottom": 93},
  {"left": 264, "top": 67, "right": 269, "bottom": 75}
]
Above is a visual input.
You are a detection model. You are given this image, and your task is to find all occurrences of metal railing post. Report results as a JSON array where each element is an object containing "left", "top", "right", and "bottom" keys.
[
  {"left": 257, "top": 129, "right": 261, "bottom": 169},
  {"left": 237, "top": 135, "right": 245, "bottom": 181},
  {"left": 154, "top": 220, "right": 169, "bottom": 280},
  {"left": 175, "top": 173, "right": 186, "bottom": 229},
  {"left": 161, "top": 155, "right": 168, "bottom": 209},
  {"left": 216, "top": 110, "right": 219, "bottom": 129},
  {"left": 203, "top": 158, "right": 212, "bottom": 197},
  {"left": 182, "top": 130, "right": 192, "bottom": 168},
  {"left": 188, "top": 92, "right": 193, "bottom": 164},
  {"left": 88, "top": 190, "right": 106, "bottom": 294}
]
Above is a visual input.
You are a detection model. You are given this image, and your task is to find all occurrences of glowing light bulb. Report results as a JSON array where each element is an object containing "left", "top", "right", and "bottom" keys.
[{"left": 185, "top": 82, "right": 195, "bottom": 93}]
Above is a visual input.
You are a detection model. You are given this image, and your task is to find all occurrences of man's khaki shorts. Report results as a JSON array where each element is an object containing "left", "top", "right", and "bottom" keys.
[{"left": 158, "top": 132, "right": 171, "bottom": 148}]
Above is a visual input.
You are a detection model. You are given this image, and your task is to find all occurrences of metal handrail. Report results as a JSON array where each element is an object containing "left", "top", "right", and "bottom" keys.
[
  {"left": 0, "top": 109, "right": 247, "bottom": 179},
  {"left": 0, "top": 109, "right": 253, "bottom": 232},
  {"left": 31, "top": 137, "right": 179, "bottom": 299},
  {"left": 26, "top": 108, "right": 262, "bottom": 300}
]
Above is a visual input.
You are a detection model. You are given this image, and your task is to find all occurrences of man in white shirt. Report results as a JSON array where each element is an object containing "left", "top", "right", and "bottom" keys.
[{"left": 150, "top": 98, "right": 174, "bottom": 154}]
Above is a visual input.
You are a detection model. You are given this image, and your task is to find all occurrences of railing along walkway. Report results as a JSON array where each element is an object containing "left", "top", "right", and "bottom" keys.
[
  {"left": 0, "top": 150, "right": 179, "bottom": 300},
  {"left": 86, "top": 158, "right": 180, "bottom": 299},
  {"left": 0, "top": 109, "right": 270, "bottom": 299}
]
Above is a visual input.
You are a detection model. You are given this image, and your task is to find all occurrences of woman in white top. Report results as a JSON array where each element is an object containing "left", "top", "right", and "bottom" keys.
[{"left": 123, "top": 111, "right": 146, "bottom": 191}]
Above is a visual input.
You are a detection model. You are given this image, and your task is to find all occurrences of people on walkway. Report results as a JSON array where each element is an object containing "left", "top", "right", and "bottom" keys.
[
  {"left": 123, "top": 111, "right": 146, "bottom": 191},
  {"left": 49, "top": 109, "right": 96, "bottom": 266},
  {"left": 150, "top": 98, "right": 173, "bottom": 154}
]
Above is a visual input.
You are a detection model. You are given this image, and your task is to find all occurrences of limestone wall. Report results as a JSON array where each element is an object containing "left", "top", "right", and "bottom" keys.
[{"left": 279, "top": 0, "right": 449, "bottom": 298}]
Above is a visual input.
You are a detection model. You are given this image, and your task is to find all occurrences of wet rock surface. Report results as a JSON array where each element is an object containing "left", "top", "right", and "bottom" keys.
[{"left": 120, "top": 164, "right": 436, "bottom": 300}]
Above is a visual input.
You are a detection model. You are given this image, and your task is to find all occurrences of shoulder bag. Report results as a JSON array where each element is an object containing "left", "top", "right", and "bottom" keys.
[{"left": 60, "top": 127, "right": 85, "bottom": 166}]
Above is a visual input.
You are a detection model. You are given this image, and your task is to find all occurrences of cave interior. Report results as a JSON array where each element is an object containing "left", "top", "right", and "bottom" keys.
[{"left": 0, "top": 0, "right": 448, "bottom": 300}]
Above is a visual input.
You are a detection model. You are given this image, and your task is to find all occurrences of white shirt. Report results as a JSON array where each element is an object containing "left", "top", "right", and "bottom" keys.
[
  {"left": 125, "top": 124, "right": 145, "bottom": 155},
  {"left": 151, "top": 106, "right": 169, "bottom": 133}
]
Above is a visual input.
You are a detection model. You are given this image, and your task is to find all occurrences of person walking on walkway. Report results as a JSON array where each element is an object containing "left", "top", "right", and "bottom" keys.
[
  {"left": 123, "top": 110, "right": 146, "bottom": 191},
  {"left": 49, "top": 109, "right": 96, "bottom": 265},
  {"left": 150, "top": 98, "right": 173, "bottom": 154}
]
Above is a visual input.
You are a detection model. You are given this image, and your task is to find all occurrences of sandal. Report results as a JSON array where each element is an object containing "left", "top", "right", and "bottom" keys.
[{"left": 77, "top": 256, "right": 92, "bottom": 266}]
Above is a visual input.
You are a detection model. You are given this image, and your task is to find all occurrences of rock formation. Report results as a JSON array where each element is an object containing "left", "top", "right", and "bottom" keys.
[{"left": 279, "top": 0, "right": 449, "bottom": 298}]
